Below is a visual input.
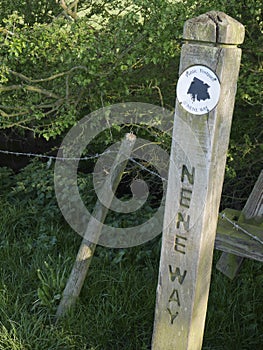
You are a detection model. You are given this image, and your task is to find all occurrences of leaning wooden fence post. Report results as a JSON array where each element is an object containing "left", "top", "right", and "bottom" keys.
[
  {"left": 56, "top": 133, "right": 136, "bottom": 319},
  {"left": 152, "top": 12, "right": 244, "bottom": 350}
]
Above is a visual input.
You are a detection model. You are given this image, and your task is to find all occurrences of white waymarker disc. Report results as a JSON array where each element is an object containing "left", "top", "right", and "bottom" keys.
[{"left": 176, "top": 65, "right": 221, "bottom": 115}]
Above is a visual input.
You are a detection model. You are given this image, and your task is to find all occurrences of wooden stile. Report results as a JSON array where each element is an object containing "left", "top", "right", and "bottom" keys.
[
  {"left": 215, "top": 208, "right": 263, "bottom": 262},
  {"left": 152, "top": 12, "right": 245, "bottom": 350},
  {"left": 242, "top": 170, "right": 263, "bottom": 221},
  {"left": 216, "top": 170, "right": 263, "bottom": 278}
]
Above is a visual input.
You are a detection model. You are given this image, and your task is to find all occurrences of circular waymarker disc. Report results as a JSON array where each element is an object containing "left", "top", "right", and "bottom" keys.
[{"left": 176, "top": 65, "right": 220, "bottom": 115}]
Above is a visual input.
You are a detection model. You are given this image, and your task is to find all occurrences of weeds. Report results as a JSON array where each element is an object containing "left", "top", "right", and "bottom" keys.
[{"left": 0, "top": 164, "right": 262, "bottom": 349}]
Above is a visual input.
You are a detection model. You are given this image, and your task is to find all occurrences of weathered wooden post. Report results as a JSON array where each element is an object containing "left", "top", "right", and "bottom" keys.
[
  {"left": 152, "top": 12, "right": 244, "bottom": 349},
  {"left": 215, "top": 207, "right": 263, "bottom": 263},
  {"left": 216, "top": 170, "right": 263, "bottom": 277},
  {"left": 56, "top": 133, "right": 136, "bottom": 319}
]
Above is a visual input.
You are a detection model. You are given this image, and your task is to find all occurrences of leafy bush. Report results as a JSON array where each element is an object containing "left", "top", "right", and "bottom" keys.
[
  {"left": 0, "top": 1, "right": 183, "bottom": 139},
  {"left": 0, "top": 0, "right": 262, "bottom": 206},
  {"left": 0, "top": 0, "right": 61, "bottom": 25},
  {"left": 0, "top": 166, "right": 14, "bottom": 197}
]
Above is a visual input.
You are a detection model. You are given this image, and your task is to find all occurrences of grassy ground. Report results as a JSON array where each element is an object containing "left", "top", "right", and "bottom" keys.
[{"left": 0, "top": 198, "right": 262, "bottom": 350}]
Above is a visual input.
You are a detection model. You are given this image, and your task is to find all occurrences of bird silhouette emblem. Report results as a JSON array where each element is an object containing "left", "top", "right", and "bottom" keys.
[{"left": 187, "top": 77, "right": 210, "bottom": 102}]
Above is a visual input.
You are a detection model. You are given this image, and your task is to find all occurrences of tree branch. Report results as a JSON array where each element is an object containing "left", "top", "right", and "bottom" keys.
[
  {"left": 0, "top": 84, "right": 60, "bottom": 99},
  {"left": 59, "top": 0, "right": 79, "bottom": 20},
  {"left": 8, "top": 66, "right": 88, "bottom": 84},
  {"left": 25, "top": 85, "right": 60, "bottom": 99},
  {"left": 0, "top": 109, "right": 27, "bottom": 118}
]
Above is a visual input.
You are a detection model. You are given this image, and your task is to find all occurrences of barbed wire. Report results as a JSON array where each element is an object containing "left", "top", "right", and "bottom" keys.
[
  {"left": 0, "top": 148, "right": 110, "bottom": 161},
  {"left": 129, "top": 157, "right": 167, "bottom": 182},
  {"left": 0, "top": 148, "right": 168, "bottom": 182},
  {"left": 221, "top": 213, "right": 263, "bottom": 246}
]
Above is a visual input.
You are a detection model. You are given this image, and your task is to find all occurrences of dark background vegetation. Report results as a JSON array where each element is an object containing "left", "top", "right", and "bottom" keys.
[{"left": 0, "top": 1, "right": 262, "bottom": 349}]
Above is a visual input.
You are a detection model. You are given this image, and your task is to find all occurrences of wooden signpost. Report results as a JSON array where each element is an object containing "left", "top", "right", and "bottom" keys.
[{"left": 152, "top": 12, "right": 245, "bottom": 350}]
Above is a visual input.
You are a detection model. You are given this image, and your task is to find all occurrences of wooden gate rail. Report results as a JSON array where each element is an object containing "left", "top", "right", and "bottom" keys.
[
  {"left": 216, "top": 170, "right": 263, "bottom": 278},
  {"left": 215, "top": 208, "right": 263, "bottom": 262}
]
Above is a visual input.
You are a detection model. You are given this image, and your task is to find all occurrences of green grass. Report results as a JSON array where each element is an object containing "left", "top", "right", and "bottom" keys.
[{"left": 0, "top": 200, "right": 262, "bottom": 349}]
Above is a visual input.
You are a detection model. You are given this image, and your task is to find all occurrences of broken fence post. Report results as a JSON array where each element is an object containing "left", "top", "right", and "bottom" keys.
[{"left": 152, "top": 11, "right": 244, "bottom": 350}]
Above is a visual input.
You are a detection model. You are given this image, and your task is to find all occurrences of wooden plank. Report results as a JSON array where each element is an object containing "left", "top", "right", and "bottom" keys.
[
  {"left": 215, "top": 252, "right": 243, "bottom": 278},
  {"left": 216, "top": 170, "right": 263, "bottom": 278},
  {"left": 152, "top": 12, "right": 245, "bottom": 350},
  {"left": 243, "top": 170, "right": 263, "bottom": 221},
  {"left": 56, "top": 133, "right": 136, "bottom": 319},
  {"left": 215, "top": 208, "right": 263, "bottom": 262}
]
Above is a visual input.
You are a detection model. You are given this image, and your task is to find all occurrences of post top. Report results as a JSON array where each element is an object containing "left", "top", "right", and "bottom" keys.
[{"left": 183, "top": 11, "right": 245, "bottom": 45}]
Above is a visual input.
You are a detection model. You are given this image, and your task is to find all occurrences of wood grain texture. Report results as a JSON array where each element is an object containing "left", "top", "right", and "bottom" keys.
[
  {"left": 215, "top": 208, "right": 263, "bottom": 262},
  {"left": 243, "top": 171, "right": 263, "bottom": 221},
  {"left": 56, "top": 133, "right": 136, "bottom": 319},
  {"left": 152, "top": 12, "right": 244, "bottom": 350},
  {"left": 216, "top": 171, "right": 263, "bottom": 278}
]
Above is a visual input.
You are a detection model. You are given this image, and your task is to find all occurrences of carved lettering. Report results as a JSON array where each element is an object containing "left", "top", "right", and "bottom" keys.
[
  {"left": 181, "top": 165, "right": 195, "bottom": 185},
  {"left": 169, "top": 289, "right": 180, "bottom": 306},
  {"left": 167, "top": 308, "right": 179, "bottom": 325},
  {"left": 174, "top": 235, "right": 187, "bottom": 254},
  {"left": 169, "top": 265, "right": 187, "bottom": 284},
  {"left": 176, "top": 212, "right": 190, "bottom": 230},
  {"left": 180, "top": 188, "right": 192, "bottom": 208}
]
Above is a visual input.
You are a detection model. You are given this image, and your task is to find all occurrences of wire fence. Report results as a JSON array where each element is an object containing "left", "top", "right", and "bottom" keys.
[
  {"left": 0, "top": 148, "right": 168, "bottom": 182},
  {"left": 0, "top": 148, "right": 109, "bottom": 161},
  {"left": 1, "top": 149, "right": 261, "bottom": 245},
  {"left": 220, "top": 213, "right": 263, "bottom": 246}
]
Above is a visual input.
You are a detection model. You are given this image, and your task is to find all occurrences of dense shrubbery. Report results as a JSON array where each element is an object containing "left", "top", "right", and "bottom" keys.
[
  {"left": 0, "top": 162, "right": 262, "bottom": 349},
  {"left": 0, "top": 0, "right": 262, "bottom": 204},
  {"left": 0, "top": 3, "right": 262, "bottom": 348}
]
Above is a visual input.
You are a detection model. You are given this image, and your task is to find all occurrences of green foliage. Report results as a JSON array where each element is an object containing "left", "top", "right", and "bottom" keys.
[
  {"left": 33, "top": 255, "right": 70, "bottom": 314},
  {"left": 203, "top": 251, "right": 263, "bottom": 350},
  {"left": 0, "top": 198, "right": 262, "bottom": 349},
  {"left": 0, "top": 0, "right": 261, "bottom": 258},
  {"left": 0, "top": 166, "right": 14, "bottom": 197},
  {"left": 8, "top": 160, "right": 55, "bottom": 206},
  {"left": 0, "top": 1, "right": 184, "bottom": 139},
  {"left": 0, "top": 0, "right": 61, "bottom": 25},
  {"left": 0, "top": 3, "right": 262, "bottom": 347},
  {"left": 0, "top": 0, "right": 262, "bottom": 207},
  {"left": 222, "top": 0, "right": 263, "bottom": 208}
]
